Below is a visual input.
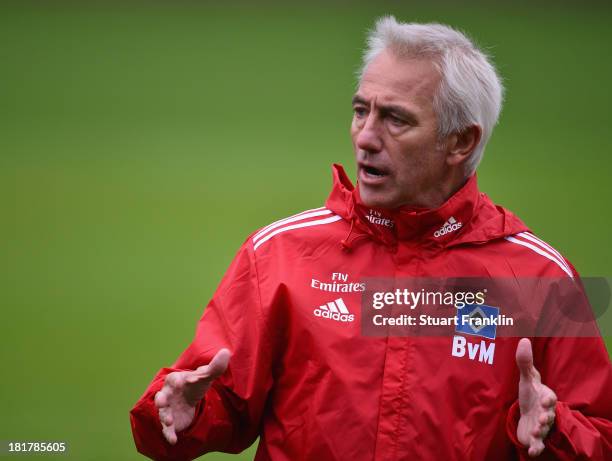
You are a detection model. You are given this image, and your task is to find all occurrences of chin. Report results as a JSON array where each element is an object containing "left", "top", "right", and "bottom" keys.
[{"left": 359, "top": 185, "right": 397, "bottom": 210}]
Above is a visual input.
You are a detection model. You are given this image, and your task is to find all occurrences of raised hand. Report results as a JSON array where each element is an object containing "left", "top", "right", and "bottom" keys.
[
  {"left": 515, "top": 338, "right": 557, "bottom": 457},
  {"left": 154, "top": 348, "right": 231, "bottom": 445}
]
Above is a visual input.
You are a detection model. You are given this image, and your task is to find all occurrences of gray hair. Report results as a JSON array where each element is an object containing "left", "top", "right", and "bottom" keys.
[{"left": 359, "top": 16, "right": 504, "bottom": 175}]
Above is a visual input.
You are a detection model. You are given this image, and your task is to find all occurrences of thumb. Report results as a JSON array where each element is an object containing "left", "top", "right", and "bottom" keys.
[
  {"left": 207, "top": 348, "right": 231, "bottom": 379},
  {"left": 516, "top": 338, "right": 535, "bottom": 381},
  {"left": 189, "top": 348, "right": 231, "bottom": 383}
]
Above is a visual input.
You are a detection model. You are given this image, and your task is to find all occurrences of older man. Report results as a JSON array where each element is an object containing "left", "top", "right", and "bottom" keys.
[{"left": 131, "top": 17, "right": 612, "bottom": 460}]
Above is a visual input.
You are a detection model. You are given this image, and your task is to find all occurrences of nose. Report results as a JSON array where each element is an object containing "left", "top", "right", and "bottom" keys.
[{"left": 355, "top": 112, "right": 383, "bottom": 153}]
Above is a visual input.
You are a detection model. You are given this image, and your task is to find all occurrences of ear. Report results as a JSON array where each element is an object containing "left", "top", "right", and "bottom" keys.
[{"left": 445, "top": 125, "right": 482, "bottom": 167}]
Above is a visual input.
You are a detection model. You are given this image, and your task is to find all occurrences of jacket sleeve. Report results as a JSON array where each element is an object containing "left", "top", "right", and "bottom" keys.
[
  {"left": 130, "top": 239, "right": 279, "bottom": 461},
  {"left": 505, "top": 274, "right": 612, "bottom": 460}
]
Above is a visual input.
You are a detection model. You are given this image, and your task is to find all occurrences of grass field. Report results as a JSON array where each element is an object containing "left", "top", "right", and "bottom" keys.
[{"left": 1, "top": 2, "right": 611, "bottom": 460}]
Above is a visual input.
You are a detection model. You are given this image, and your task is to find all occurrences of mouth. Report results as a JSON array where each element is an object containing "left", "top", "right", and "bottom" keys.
[
  {"left": 363, "top": 165, "right": 386, "bottom": 177},
  {"left": 359, "top": 163, "right": 389, "bottom": 184}
]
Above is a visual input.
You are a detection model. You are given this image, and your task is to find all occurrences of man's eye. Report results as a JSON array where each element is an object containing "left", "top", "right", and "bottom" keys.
[
  {"left": 353, "top": 107, "right": 367, "bottom": 118},
  {"left": 388, "top": 114, "right": 406, "bottom": 126}
]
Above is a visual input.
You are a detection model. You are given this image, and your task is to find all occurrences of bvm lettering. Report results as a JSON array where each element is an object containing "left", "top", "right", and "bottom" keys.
[{"left": 451, "top": 335, "right": 495, "bottom": 365}]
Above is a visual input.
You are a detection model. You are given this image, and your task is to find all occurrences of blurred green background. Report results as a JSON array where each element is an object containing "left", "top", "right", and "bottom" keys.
[{"left": 1, "top": 1, "right": 611, "bottom": 460}]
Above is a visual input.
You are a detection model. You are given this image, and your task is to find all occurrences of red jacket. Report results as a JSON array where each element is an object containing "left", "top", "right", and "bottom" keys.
[{"left": 130, "top": 165, "right": 612, "bottom": 460}]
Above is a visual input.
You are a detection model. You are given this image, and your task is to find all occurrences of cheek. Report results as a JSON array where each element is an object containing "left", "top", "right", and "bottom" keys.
[
  {"left": 350, "top": 125, "right": 360, "bottom": 149},
  {"left": 396, "top": 130, "right": 439, "bottom": 161},
  {"left": 390, "top": 141, "right": 428, "bottom": 179}
]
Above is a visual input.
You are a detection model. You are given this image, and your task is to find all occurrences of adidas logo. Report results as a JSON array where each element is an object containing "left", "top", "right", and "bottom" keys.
[
  {"left": 434, "top": 216, "right": 463, "bottom": 238},
  {"left": 313, "top": 298, "right": 355, "bottom": 322}
]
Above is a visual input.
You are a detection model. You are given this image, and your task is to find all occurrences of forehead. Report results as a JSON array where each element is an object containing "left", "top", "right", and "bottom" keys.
[{"left": 357, "top": 49, "right": 440, "bottom": 110}]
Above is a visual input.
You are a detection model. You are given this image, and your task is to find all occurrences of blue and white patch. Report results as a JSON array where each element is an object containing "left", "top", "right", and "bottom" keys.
[{"left": 455, "top": 304, "right": 499, "bottom": 340}]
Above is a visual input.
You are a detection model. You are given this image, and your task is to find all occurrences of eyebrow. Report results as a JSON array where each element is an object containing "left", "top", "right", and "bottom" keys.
[{"left": 352, "top": 95, "right": 418, "bottom": 124}]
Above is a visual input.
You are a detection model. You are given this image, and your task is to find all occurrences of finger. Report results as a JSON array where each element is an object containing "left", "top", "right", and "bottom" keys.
[
  {"left": 158, "top": 406, "right": 177, "bottom": 444},
  {"left": 164, "top": 371, "right": 184, "bottom": 388},
  {"left": 154, "top": 390, "right": 168, "bottom": 409},
  {"left": 541, "top": 393, "right": 557, "bottom": 408},
  {"left": 534, "top": 421, "right": 550, "bottom": 438},
  {"left": 162, "top": 422, "right": 177, "bottom": 445},
  {"left": 186, "top": 367, "right": 212, "bottom": 384},
  {"left": 207, "top": 348, "right": 232, "bottom": 377},
  {"left": 528, "top": 439, "right": 545, "bottom": 458},
  {"left": 159, "top": 407, "right": 173, "bottom": 427},
  {"left": 516, "top": 338, "right": 535, "bottom": 381},
  {"left": 538, "top": 412, "right": 554, "bottom": 427},
  {"left": 193, "top": 348, "right": 232, "bottom": 382}
]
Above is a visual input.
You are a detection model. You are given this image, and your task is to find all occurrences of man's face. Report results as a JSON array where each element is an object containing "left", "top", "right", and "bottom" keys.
[{"left": 351, "top": 49, "right": 449, "bottom": 209}]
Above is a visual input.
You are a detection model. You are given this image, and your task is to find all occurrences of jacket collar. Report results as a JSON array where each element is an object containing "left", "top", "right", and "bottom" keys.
[{"left": 325, "top": 164, "right": 528, "bottom": 250}]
